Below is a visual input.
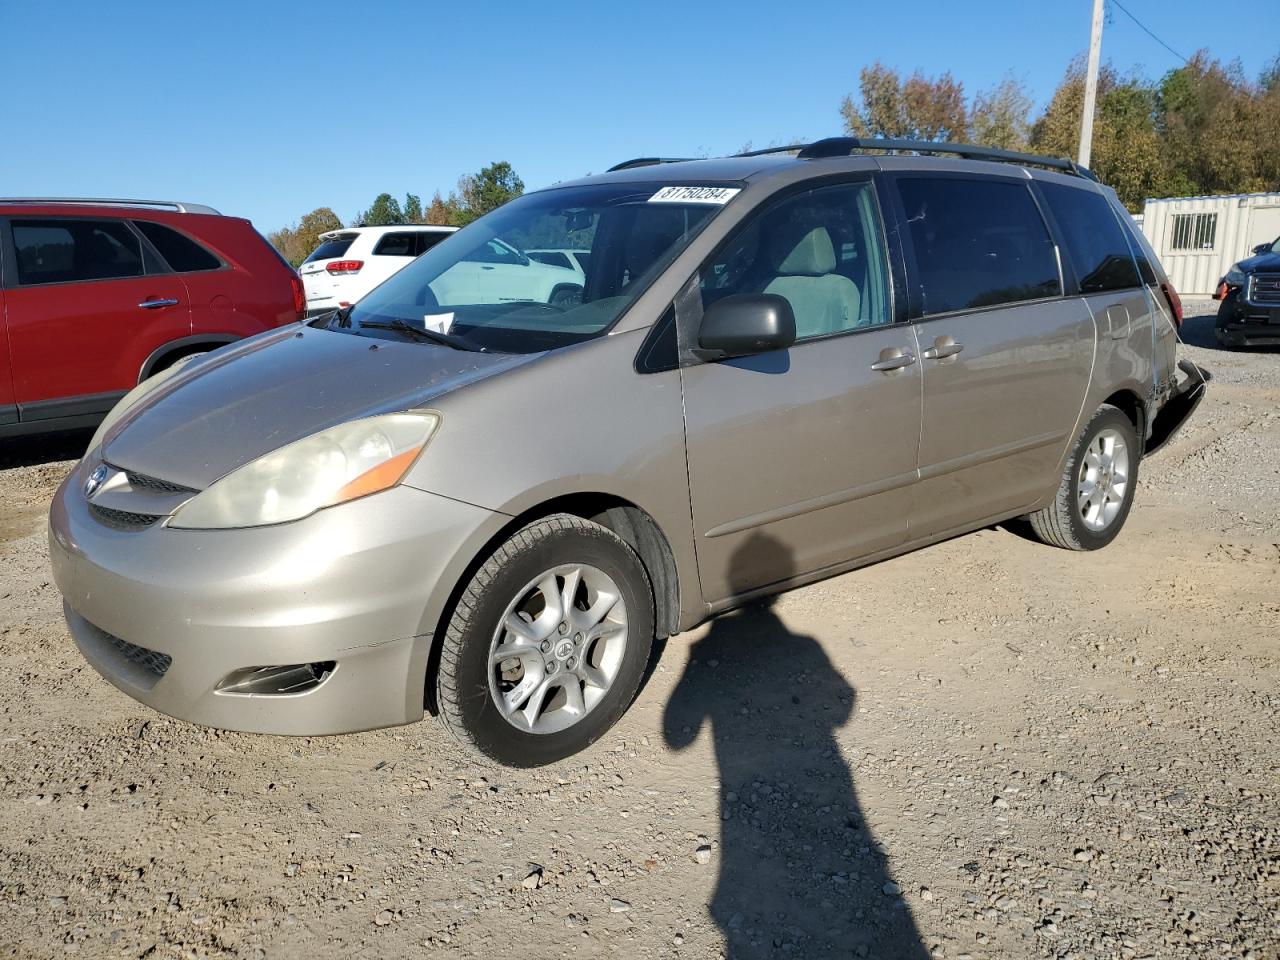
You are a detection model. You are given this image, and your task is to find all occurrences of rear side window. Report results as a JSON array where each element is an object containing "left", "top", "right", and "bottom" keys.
[
  {"left": 897, "top": 178, "right": 1060, "bottom": 316},
  {"left": 529, "top": 250, "right": 572, "bottom": 269},
  {"left": 373, "top": 233, "right": 418, "bottom": 257},
  {"left": 304, "top": 235, "right": 357, "bottom": 263},
  {"left": 134, "top": 221, "right": 222, "bottom": 272},
  {"left": 416, "top": 232, "right": 449, "bottom": 255},
  {"left": 12, "top": 218, "right": 144, "bottom": 285},
  {"left": 1038, "top": 183, "right": 1141, "bottom": 294}
]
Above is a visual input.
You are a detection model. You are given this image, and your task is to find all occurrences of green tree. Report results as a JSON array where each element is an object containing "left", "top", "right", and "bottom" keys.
[
  {"left": 403, "top": 193, "right": 423, "bottom": 223},
  {"left": 267, "top": 206, "right": 342, "bottom": 267},
  {"left": 841, "top": 62, "right": 967, "bottom": 141},
  {"left": 969, "top": 75, "right": 1033, "bottom": 150},
  {"left": 358, "top": 193, "right": 405, "bottom": 226},
  {"left": 451, "top": 161, "right": 525, "bottom": 226}
]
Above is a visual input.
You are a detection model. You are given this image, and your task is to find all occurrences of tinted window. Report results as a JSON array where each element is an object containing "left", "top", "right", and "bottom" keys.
[
  {"left": 572, "top": 251, "right": 591, "bottom": 273},
  {"left": 463, "top": 239, "right": 523, "bottom": 265},
  {"left": 135, "top": 221, "right": 221, "bottom": 272},
  {"left": 13, "top": 219, "right": 144, "bottom": 285},
  {"left": 701, "top": 181, "right": 891, "bottom": 339},
  {"left": 416, "top": 232, "right": 449, "bottom": 256},
  {"left": 897, "top": 178, "right": 1060, "bottom": 315},
  {"left": 373, "top": 233, "right": 418, "bottom": 257},
  {"left": 1038, "top": 182, "right": 1141, "bottom": 294},
  {"left": 528, "top": 251, "right": 572, "bottom": 269},
  {"left": 304, "top": 235, "right": 356, "bottom": 263}
]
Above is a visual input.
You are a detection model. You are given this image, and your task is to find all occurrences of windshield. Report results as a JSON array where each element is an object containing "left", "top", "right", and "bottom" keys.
[{"left": 329, "top": 182, "right": 734, "bottom": 353}]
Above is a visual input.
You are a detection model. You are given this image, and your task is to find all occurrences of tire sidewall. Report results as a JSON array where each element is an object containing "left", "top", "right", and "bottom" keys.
[
  {"left": 1064, "top": 407, "right": 1140, "bottom": 550},
  {"left": 447, "top": 524, "right": 653, "bottom": 767}
]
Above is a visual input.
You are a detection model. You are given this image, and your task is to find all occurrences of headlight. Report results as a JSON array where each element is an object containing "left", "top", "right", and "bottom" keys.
[
  {"left": 169, "top": 412, "right": 439, "bottom": 530},
  {"left": 1225, "top": 265, "right": 1246, "bottom": 287},
  {"left": 86, "top": 356, "right": 199, "bottom": 454}
]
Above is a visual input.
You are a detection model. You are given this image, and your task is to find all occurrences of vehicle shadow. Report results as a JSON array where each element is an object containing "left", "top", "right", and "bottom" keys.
[
  {"left": 663, "top": 533, "right": 929, "bottom": 959},
  {"left": 0, "top": 429, "right": 92, "bottom": 470}
]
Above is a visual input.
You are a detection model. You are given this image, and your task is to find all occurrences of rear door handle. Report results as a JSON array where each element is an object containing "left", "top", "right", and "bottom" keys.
[
  {"left": 921, "top": 338, "right": 964, "bottom": 360},
  {"left": 870, "top": 350, "right": 917, "bottom": 372},
  {"left": 138, "top": 298, "right": 180, "bottom": 310}
]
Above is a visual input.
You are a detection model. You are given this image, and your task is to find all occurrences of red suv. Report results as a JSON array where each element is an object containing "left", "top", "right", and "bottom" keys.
[{"left": 0, "top": 198, "right": 304, "bottom": 438}]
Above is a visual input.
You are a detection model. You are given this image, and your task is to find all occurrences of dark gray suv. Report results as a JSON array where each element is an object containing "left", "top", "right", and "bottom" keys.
[{"left": 50, "top": 138, "right": 1207, "bottom": 766}]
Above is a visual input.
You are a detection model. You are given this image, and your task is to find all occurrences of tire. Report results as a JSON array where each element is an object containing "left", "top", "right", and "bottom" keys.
[
  {"left": 548, "top": 285, "right": 583, "bottom": 309},
  {"left": 435, "top": 514, "right": 654, "bottom": 767},
  {"left": 1024, "top": 404, "right": 1140, "bottom": 551},
  {"left": 1215, "top": 293, "right": 1239, "bottom": 349}
]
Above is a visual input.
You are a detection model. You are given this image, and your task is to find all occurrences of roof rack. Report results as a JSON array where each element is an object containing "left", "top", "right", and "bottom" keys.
[
  {"left": 0, "top": 197, "right": 222, "bottom": 214},
  {"left": 730, "top": 137, "right": 1097, "bottom": 180},
  {"left": 606, "top": 157, "right": 697, "bottom": 172}
]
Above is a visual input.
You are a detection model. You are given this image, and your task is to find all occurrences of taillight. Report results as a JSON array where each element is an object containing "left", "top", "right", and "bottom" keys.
[
  {"left": 1160, "top": 280, "right": 1183, "bottom": 328},
  {"left": 326, "top": 260, "right": 364, "bottom": 275},
  {"left": 289, "top": 274, "right": 305, "bottom": 319}
]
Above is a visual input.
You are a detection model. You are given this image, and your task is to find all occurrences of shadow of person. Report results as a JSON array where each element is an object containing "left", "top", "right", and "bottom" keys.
[{"left": 664, "top": 533, "right": 929, "bottom": 959}]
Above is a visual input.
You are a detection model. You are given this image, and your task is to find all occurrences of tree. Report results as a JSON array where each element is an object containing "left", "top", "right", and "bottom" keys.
[
  {"left": 403, "top": 193, "right": 423, "bottom": 223},
  {"left": 969, "top": 75, "right": 1033, "bottom": 150},
  {"left": 424, "top": 191, "right": 455, "bottom": 226},
  {"left": 267, "top": 206, "right": 342, "bottom": 267},
  {"left": 841, "top": 63, "right": 967, "bottom": 141},
  {"left": 358, "top": 192, "right": 405, "bottom": 226},
  {"left": 451, "top": 161, "right": 525, "bottom": 226},
  {"left": 1030, "top": 58, "right": 1167, "bottom": 211}
]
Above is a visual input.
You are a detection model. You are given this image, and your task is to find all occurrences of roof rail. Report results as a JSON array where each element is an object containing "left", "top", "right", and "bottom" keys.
[
  {"left": 787, "top": 137, "right": 1098, "bottom": 180},
  {"left": 606, "top": 157, "right": 697, "bottom": 172},
  {"left": 0, "top": 197, "right": 222, "bottom": 214}
]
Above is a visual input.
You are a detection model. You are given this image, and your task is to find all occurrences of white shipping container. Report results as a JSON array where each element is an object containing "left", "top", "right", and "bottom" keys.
[{"left": 1141, "top": 192, "right": 1280, "bottom": 296}]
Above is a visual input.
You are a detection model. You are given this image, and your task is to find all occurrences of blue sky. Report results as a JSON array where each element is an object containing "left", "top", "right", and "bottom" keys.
[{"left": 2, "top": 1, "right": 1274, "bottom": 233}]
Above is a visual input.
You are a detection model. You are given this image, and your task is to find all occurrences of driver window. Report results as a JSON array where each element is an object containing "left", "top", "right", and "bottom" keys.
[{"left": 701, "top": 181, "right": 890, "bottom": 340}]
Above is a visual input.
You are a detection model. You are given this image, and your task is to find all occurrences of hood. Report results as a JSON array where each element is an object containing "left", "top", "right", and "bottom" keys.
[
  {"left": 1239, "top": 250, "right": 1280, "bottom": 273},
  {"left": 103, "top": 326, "right": 533, "bottom": 489}
]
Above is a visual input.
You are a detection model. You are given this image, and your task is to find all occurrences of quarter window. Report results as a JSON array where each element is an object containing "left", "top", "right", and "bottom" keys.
[
  {"left": 897, "top": 178, "right": 1061, "bottom": 316},
  {"left": 1169, "top": 212, "right": 1217, "bottom": 251},
  {"left": 701, "top": 181, "right": 891, "bottom": 340},
  {"left": 1039, "top": 182, "right": 1141, "bottom": 293},
  {"left": 373, "top": 233, "right": 419, "bottom": 257},
  {"left": 134, "top": 221, "right": 222, "bottom": 272},
  {"left": 12, "top": 219, "right": 144, "bottom": 286}
]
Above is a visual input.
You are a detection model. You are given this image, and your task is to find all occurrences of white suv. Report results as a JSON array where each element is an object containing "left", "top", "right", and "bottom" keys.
[{"left": 300, "top": 225, "right": 457, "bottom": 316}]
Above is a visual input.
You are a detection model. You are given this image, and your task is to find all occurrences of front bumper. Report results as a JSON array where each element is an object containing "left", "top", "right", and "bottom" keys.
[
  {"left": 49, "top": 463, "right": 504, "bottom": 735},
  {"left": 1217, "top": 295, "right": 1280, "bottom": 346}
]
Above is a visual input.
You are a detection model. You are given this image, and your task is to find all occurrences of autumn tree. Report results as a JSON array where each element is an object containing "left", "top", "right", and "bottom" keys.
[
  {"left": 267, "top": 206, "right": 342, "bottom": 267},
  {"left": 424, "top": 192, "right": 456, "bottom": 226},
  {"left": 841, "top": 63, "right": 967, "bottom": 141},
  {"left": 969, "top": 75, "right": 1033, "bottom": 150}
]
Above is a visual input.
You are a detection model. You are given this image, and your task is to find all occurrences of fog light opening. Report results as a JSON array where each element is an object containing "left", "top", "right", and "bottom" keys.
[{"left": 215, "top": 661, "right": 337, "bottom": 696}]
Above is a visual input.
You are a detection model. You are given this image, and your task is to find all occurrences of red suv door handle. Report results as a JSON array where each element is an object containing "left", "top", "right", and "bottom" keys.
[{"left": 138, "top": 298, "right": 180, "bottom": 309}]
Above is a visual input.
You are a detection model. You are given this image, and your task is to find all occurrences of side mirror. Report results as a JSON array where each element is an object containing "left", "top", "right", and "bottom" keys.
[
  {"left": 694, "top": 294, "right": 797, "bottom": 361},
  {"left": 1253, "top": 243, "right": 1271, "bottom": 255}
]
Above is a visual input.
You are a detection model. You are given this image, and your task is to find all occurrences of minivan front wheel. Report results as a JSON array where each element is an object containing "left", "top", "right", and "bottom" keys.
[
  {"left": 1025, "top": 404, "right": 1140, "bottom": 551},
  {"left": 435, "top": 514, "right": 654, "bottom": 766}
]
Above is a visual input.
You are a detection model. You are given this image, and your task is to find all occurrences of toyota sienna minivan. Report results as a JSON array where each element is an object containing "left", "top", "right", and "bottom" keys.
[{"left": 49, "top": 139, "right": 1207, "bottom": 766}]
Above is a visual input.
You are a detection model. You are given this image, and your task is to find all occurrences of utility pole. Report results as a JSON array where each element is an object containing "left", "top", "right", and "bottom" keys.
[{"left": 1078, "top": 0, "right": 1105, "bottom": 167}]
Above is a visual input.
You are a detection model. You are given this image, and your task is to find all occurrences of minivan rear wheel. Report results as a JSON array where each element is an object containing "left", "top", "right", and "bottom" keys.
[
  {"left": 1024, "top": 404, "right": 1140, "bottom": 551},
  {"left": 435, "top": 514, "right": 654, "bottom": 766}
]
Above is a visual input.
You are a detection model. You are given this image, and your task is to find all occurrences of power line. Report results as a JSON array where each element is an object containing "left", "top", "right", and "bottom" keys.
[{"left": 1109, "top": 0, "right": 1189, "bottom": 64}]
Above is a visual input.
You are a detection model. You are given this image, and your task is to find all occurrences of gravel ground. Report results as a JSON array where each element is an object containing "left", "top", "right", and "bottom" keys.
[{"left": 0, "top": 300, "right": 1277, "bottom": 960}]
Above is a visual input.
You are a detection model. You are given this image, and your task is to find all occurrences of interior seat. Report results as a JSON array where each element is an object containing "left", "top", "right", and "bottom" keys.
[{"left": 761, "top": 224, "right": 861, "bottom": 338}]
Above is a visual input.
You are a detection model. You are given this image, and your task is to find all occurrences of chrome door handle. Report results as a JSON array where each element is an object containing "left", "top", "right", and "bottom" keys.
[
  {"left": 922, "top": 339, "right": 964, "bottom": 360},
  {"left": 870, "top": 352, "right": 917, "bottom": 372},
  {"left": 138, "top": 298, "right": 179, "bottom": 309}
]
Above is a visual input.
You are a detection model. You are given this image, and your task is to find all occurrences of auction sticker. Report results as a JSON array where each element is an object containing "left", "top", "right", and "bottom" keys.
[{"left": 649, "top": 186, "right": 741, "bottom": 205}]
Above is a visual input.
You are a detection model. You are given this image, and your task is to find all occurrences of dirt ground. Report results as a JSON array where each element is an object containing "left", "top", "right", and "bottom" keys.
[{"left": 0, "top": 300, "right": 1276, "bottom": 960}]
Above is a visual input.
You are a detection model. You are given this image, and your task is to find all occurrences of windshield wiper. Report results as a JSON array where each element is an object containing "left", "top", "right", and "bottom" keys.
[{"left": 357, "top": 318, "right": 481, "bottom": 351}]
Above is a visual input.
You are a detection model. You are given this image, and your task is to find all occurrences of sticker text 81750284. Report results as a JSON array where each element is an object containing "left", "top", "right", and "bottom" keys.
[{"left": 648, "top": 186, "right": 741, "bottom": 205}]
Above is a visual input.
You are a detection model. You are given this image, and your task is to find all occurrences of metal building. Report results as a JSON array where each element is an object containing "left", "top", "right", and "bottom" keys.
[{"left": 1140, "top": 192, "right": 1280, "bottom": 296}]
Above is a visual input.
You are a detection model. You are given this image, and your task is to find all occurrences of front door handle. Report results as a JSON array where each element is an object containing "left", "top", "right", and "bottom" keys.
[
  {"left": 138, "top": 298, "right": 180, "bottom": 310},
  {"left": 921, "top": 337, "right": 964, "bottom": 360},
  {"left": 870, "top": 349, "right": 917, "bottom": 372}
]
